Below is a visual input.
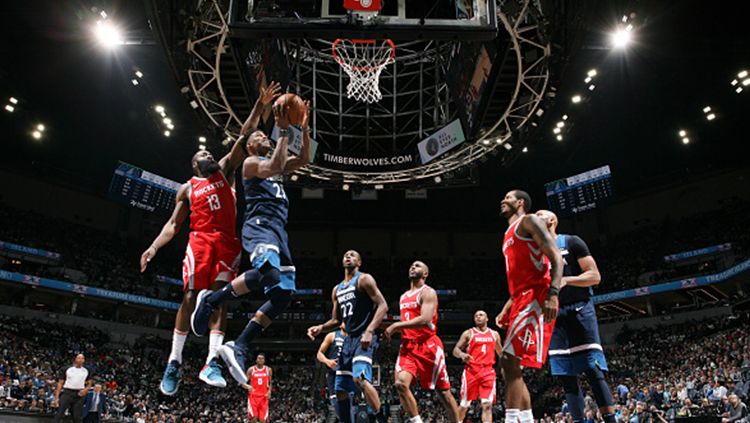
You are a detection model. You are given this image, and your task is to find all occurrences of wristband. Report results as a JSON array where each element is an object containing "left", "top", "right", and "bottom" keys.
[
  {"left": 278, "top": 129, "right": 289, "bottom": 138},
  {"left": 301, "top": 126, "right": 311, "bottom": 133},
  {"left": 548, "top": 286, "right": 559, "bottom": 297}
]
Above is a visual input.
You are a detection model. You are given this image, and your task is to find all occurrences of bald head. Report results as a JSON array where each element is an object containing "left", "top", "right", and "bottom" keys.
[
  {"left": 535, "top": 209, "right": 558, "bottom": 233},
  {"left": 408, "top": 260, "right": 429, "bottom": 281}
]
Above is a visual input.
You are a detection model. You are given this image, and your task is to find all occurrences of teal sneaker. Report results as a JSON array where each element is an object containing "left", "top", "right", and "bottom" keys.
[
  {"left": 199, "top": 358, "right": 227, "bottom": 388},
  {"left": 159, "top": 360, "right": 181, "bottom": 396}
]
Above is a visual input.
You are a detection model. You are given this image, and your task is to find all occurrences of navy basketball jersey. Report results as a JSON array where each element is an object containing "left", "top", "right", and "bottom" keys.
[
  {"left": 335, "top": 273, "right": 375, "bottom": 336},
  {"left": 242, "top": 159, "right": 289, "bottom": 224},
  {"left": 557, "top": 234, "right": 594, "bottom": 305},
  {"left": 325, "top": 329, "right": 345, "bottom": 361}
]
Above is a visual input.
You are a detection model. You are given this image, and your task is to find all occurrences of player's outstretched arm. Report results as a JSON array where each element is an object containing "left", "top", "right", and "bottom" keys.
[
  {"left": 316, "top": 332, "right": 338, "bottom": 369},
  {"left": 493, "top": 329, "right": 504, "bottom": 358},
  {"left": 307, "top": 286, "right": 342, "bottom": 340},
  {"left": 521, "top": 214, "right": 563, "bottom": 321},
  {"left": 562, "top": 236, "right": 601, "bottom": 288},
  {"left": 243, "top": 103, "right": 290, "bottom": 180},
  {"left": 452, "top": 329, "right": 473, "bottom": 363},
  {"left": 240, "top": 81, "right": 281, "bottom": 136},
  {"left": 140, "top": 183, "right": 190, "bottom": 272},
  {"left": 283, "top": 100, "right": 312, "bottom": 173},
  {"left": 359, "top": 273, "right": 389, "bottom": 349},
  {"left": 218, "top": 136, "right": 248, "bottom": 185},
  {"left": 495, "top": 298, "right": 513, "bottom": 329}
]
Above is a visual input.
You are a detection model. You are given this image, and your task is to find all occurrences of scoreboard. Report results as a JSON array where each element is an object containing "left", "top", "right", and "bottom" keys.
[
  {"left": 108, "top": 162, "right": 181, "bottom": 214},
  {"left": 544, "top": 165, "right": 613, "bottom": 215}
]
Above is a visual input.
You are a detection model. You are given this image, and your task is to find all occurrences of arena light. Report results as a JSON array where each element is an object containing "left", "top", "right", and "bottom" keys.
[
  {"left": 93, "top": 20, "right": 124, "bottom": 49},
  {"left": 587, "top": 69, "right": 597, "bottom": 77},
  {"left": 163, "top": 117, "right": 172, "bottom": 125},
  {"left": 611, "top": 26, "right": 633, "bottom": 49},
  {"left": 198, "top": 145, "right": 206, "bottom": 151},
  {"left": 588, "top": 84, "right": 596, "bottom": 91},
  {"left": 290, "top": 174, "right": 299, "bottom": 182},
  {"left": 167, "top": 123, "right": 175, "bottom": 130},
  {"left": 731, "top": 79, "right": 739, "bottom": 86},
  {"left": 571, "top": 95, "right": 582, "bottom": 104},
  {"left": 553, "top": 127, "right": 561, "bottom": 134},
  {"left": 135, "top": 70, "right": 143, "bottom": 78},
  {"left": 739, "top": 70, "right": 748, "bottom": 79},
  {"left": 495, "top": 138, "right": 503, "bottom": 145},
  {"left": 131, "top": 79, "right": 139, "bottom": 86},
  {"left": 562, "top": 114, "right": 568, "bottom": 121},
  {"left": 503, "top": 143, "right": 512, "bottom": 150},
  {"left": 522, "top": 147, "right": 528, "bottom": 153},
  {"left": 154, "top": 105, "right": 165, "bottom": 113},
  {"left": 702, "top": 106, "right": 711, "bottom": 113},
  {"left": 342, "top": 183, "right": 350, "bottom": 191},
  {"left": 556, "top": 134, "right": 563, "bottom": 141},
  {"left": 198, "top": 136, "right": 207, "bottom": 143},
  {"left": 482, "top": 139, "right": 491, "bottom": 146},
  {"left": 678, "top": 129, "right": 687, "bottom": 137},
  {"left": 374, "top": 184, "right": 384, "bottom": 190},
  {"left": 743, "top": 79, "right": 750, "bottom": 86},
  {"left": 682, "top": 137, "right": 690, "bottom": 144},
  {"left": 584, "top": 76, "right": 592, "bottom": 84},
  {"left": 9, "top": 97, "right": 18, "bottom": 104},
  {"left": 4, "top": 104, "right": 14, "bottom": 113},
  {"left": 736, "top": 87, "right": 743, "bottom": 94},
  {"left": 556, "top": 121, "right": 565, "bottom": 128},
  {"left": 164, "top": 130, "right": 171, "bottom": 137},
  {"left": 31, "top": 130, "right": 42, "bottom": 140},
  {"left": 189, "top": 101, "right": 199, "bottom": 109},
  {"left": 433, "top": 176, "right": 442, "bottom": 183},
  {"left": 36, "top": 124, "right": 45, "bottom": 132},
  {"left": 706, "top": 113, "right": 716, "bottom": 121}
]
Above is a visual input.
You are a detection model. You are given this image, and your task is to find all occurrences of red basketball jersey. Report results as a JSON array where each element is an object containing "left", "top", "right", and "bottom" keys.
[
  {"left": 502, "top": 217, "right": 551, "bottom": 297},
  {"left": 399, "top": 285, "right": 438, "bottom": 341},
  {"left": 249, "top": 366, "right": 269, "bottom": 397},
  {"left": 188, "top": 171, "right": 236, "bottom": 234},
  {"left": 466, "top": 328, "right": 497, "bottom": 370}
]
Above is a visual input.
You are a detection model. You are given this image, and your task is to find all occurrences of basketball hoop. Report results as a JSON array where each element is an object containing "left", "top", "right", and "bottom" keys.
[{"left": 332, "top": 38, "right": 395, "bottom": 104}]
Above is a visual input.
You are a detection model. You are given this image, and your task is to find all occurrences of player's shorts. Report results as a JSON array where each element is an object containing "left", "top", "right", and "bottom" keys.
[
  {"left": 548, "top": 299, "right": 608, "bottom": 376},
  {"left": 395, "top": 334, "right": 450, "bottom": 391},
  {"left": 248, "top": 394, "right": 269, "bottom": 421},
  {"left": 460, "top": 367, "right": 497, "bottom": 407},
  {"left": 502, "top": 285, "right": 556, "bottom": 369},
  {"left": 242, "top": 216, "right": 296, "bottom": 294},
  {"left": 335, "top": 333, "right": 378, "bottom": 394},
  {"left": 182, "top": 231, "right": 241, "bottom": 291},
  {"left": 326, "top": 370, "right": 337, "bottom": 400}
]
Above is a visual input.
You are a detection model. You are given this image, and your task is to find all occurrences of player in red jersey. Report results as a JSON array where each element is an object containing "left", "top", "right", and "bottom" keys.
[
  {"left": 140, "top": 82, "right": 282, "bottom": 395},
  {"left": 384, "top": 261, "right": 461, "bottom": 423},
  {"left": 243, "top": 353, "right": 272, "bottom": 423},
  {"left": 453, "top": 310, "right": 503, "bottom": 423},
  {"left": 496, "top": 189, "right": 563, "bottom": 423}
]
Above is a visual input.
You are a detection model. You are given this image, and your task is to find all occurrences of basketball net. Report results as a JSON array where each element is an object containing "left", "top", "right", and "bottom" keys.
[{"left": 333, "top": 39, "right": 395, "bottom": 104}]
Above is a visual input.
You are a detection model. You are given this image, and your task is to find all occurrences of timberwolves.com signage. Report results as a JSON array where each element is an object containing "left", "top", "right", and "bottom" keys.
[
  {"left": 417, "top": 119, "right": 466, "bottom": 164},
  {"left": 321, "top": 153, "right": 414, "bottom": 169}
]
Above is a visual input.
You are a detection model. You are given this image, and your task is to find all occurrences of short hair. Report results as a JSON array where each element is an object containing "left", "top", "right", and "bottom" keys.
[{"left": 513, "top": 189, "right": 532, "bottom": 212}]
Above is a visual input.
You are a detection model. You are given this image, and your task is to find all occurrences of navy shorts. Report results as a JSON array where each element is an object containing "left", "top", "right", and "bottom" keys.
[
  {"left": 335, "top": 334, "right": 378, "bottom": 394},
  {"left": 549, "top": 300, "right": 608, "bottom": 376},
  {"left": 242, "top": 217, "right": 296, "bottom": 294},
  {"left": 326, "top": 370, "right": 337, "bottom": 400}
]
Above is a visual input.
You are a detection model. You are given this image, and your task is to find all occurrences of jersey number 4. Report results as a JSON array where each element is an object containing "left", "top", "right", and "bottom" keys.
[{"left": 207, "top": 193, "right": 221, "bottom": 211}]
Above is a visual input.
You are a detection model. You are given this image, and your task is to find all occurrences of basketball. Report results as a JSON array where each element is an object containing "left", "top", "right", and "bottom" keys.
[{"left": 274, "top": 93, "right": 307, "bottom": 126}]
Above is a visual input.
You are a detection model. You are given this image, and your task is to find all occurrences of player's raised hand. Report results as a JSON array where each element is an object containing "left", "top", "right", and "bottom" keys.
[
  {"left": 260, "top": 81, "right": 281, "bottom": 105},
  {"left": 301, "top": 100, "right": 311, "bottom": 129},
  {"left": 543, "top": 293, "right": 559, "bottom": 322},
  {"left": 273, "top": 102, "right": 290, "bottom": 129},
  {"left": 140, "top": 246, "right": 157, "bottom": 272},
  {"left": 307, "top": 324, "right": 322, "bottom": 340},
  {"left": 360, "top": 330, "right": 373, "bottom": 350},
  {"left": 325, "top": 358, "right": 337, "bottom": 370}
]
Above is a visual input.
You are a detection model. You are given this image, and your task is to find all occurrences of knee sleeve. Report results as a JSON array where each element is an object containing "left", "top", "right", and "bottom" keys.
[
  {"left": 243, "top": 266, "right": 281, "bottom": 291},
  {"left": 258, "top": 289, "right": 292, "bottom": 320},
  {"left": 584, "top": 367, "right": 614, "bottom": 408}
]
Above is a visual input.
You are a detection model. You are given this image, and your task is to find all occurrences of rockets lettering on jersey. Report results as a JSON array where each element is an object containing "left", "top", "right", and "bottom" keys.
[
  {"left": 399, "top": 285, "right": 438, "bottom": 341},
  {"left": 188, "top": 171, "right": 237, "bottom": 234}
]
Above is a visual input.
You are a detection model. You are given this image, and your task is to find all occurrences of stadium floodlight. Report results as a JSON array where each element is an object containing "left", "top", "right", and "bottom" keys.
[
  {"left": 553, "top": 127, "right": 561, "bottom": 134},
  {"left": 739, "top": 70, "right": 748, "bottom": 79},
  {"left": 9, "top": 97, "right": 18, "bottom": 104},
  {"left": 374, "top": 184, "right": 384, "bottom": 190},
  {"left": 100, "top": 11, "right": 108, "bottom": 19},
  {"left": 736, "top": 87, "right": 744, "bottom": 94},
  {"left": 154, "top": 105, "right": 165, "bottom": 113},
  {"left": 433, "top": 176, "right": 442, "bottom": 183},
  {"left": 135, "top": 70, "right": 143, "bottom": 78},
  {"left": 131, "top": 79, "right": 139, "bottom": 86},
  {"left": 587, "top": 69, "right": 597, "bottom": 77},
  {"left": 702, "top": 106, "right": 711, "bottom": 113},
  {"left": 522, "top": 147, "right": 528, "bottom": 153},
  {"left": 503, "top": 143, "right": 512, "bottom": 150},
  {"left": 36, "top": 124, "right": 45, "bottom": 132},
  {"left": 482, "top": 139, "right": 491, "bottom": 146},
  {"left": 198, "top": 145, "right": 206, "bottom": 151},
  {"left": 682, "top": 137, "right": 690, "bottom": 144},
  {"left": 556, "top": 134, "right": 563, "bottom": 141},
  {"left": 198, "top": 136, "right": 207, "bottom": 143},
  {"left": 571, "top": 95, "right": 582, "bottom": 104},
  {"left": 164, "top": 130, "right": 171, "bottom": 137},
  {"left": 290, "top": 174, "right": 299, "bottom": 182},
  {"left": 342, "top": 183, "right": 350, "bottom": 191},
  {"left": 584, "top": 76, "right": 592, "bottom": 84},
  {"left": 588, "top": 84, "right": 596, "bottom": 91},
  {"left": 611, "top": 27, "right": 632, "bottom": 49},
  {"left": 706, "top": 113, "right": 716, "bottom": 121},
  {"left": 495, "top": 138, "right": 503, "bottom": 144},
  {"left": 167, "top": 123, "right": 174, "bottom": 130},
  {"left": 562, "top": 114, "right": 568, "bottom": 120},
  {"left": 94, "top": 20, "right": 124, "bottom": 49},
  {"left": 731, "top": 79, "right": 739, "bottom": 86},
  {"left": 556, "top": 121, "right": 565, "bottom": 128},
  {"left": 678, "top": 129, "right": 687, "bottom": 137},
  {"left": 163, "top": 117, "right": 172, "bottom": 125},
  {"left": 189, "top": 101, "right": 199, "bottom": 109},
  {"left": 743, "top": 79, "right": 750, "bottom": 86},
  {"left": 4, "top": 105, "right": 14, "bottom": 113},
  {"left": 31, "top": 130, "right": 42, "bottom": 140}
]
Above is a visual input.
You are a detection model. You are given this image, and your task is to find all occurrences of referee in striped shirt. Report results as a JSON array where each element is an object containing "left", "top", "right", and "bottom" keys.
[{"left": 53, "top": 353, "right": 93, "bottom": 423}]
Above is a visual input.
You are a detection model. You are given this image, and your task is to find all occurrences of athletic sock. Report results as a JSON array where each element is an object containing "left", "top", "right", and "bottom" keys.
[
  {"left": 206, "top": 330, "right": 224, "bottom": 363},
  {"left": 235, "top": 320, "right": 264, "bottom": 352},
  {"left": 519, "top": 409, "right": 534, "bottom": 423},
  {"left": 407, "top": 416, "right": 423, "bottom": 423},
  {"left": 206, "top": 283, "right": 238, "bottom": 307},
  {"left": 168, "top": 329, "right": 188, "bottom": 363},
  {"left": 505, "top": 408, "right": 519, "bottom": 423}
]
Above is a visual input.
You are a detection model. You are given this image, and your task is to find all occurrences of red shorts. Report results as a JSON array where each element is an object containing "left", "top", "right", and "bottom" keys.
[
  {"left": 395, "top": 335, "right": 450, "bottom": 391},
  {"left": 248, "top": 394, "right": 269, "bottom": 421},
  {"left": 460, "top": 367, "right": 496, "bottom": 406},
  {"left": 182, "top": 231, "right": 241, "bottom": 291},
  {"left": 502, "top": 286, "right": 556, "bottom": 368}
]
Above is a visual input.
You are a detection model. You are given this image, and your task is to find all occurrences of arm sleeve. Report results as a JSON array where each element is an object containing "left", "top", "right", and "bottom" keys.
[{"left": 567, "top": 235, "right": 591, "bottom": 259}]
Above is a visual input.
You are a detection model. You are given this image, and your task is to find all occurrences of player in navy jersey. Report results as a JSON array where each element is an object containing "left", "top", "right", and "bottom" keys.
[
  {"left": 190, "top": 93, "right": 312, "bottom": 386},
  {"left": 536, "top": 210, "right": 615, "bottom": 423},
  {"left": 307, "top": 250, "right": 389, "bottom": 423},
  {"left": 317, "top": 323, "right": 347, "bottom": 407}
]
